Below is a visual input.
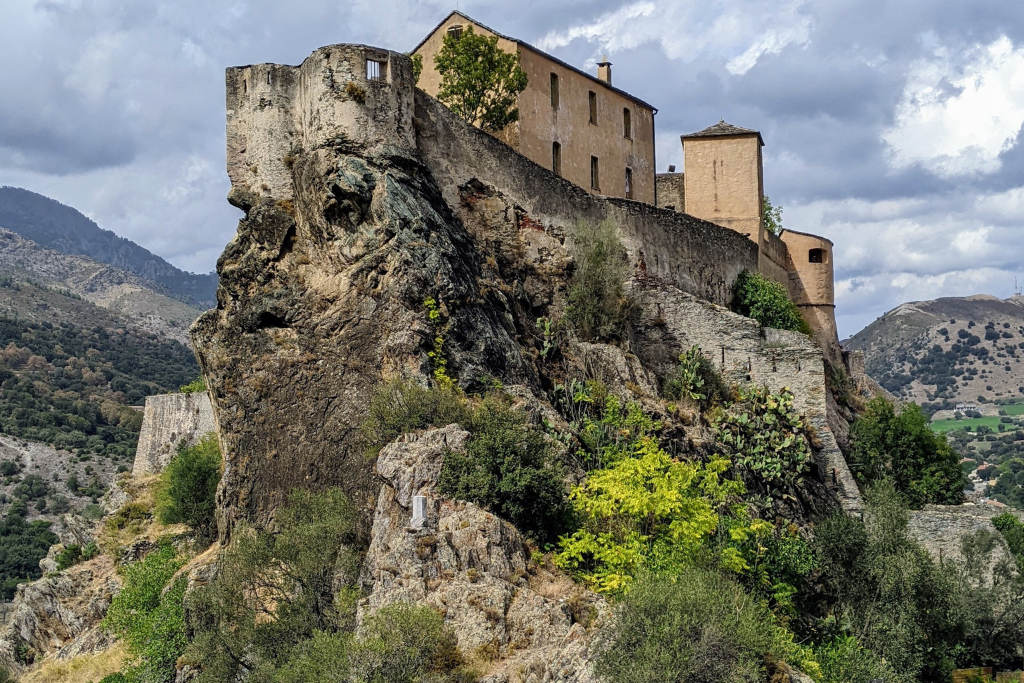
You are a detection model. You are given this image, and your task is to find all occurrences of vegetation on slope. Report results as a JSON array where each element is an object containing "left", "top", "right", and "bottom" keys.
[
  {"left": 848, "top": 397, "right": 965, "bottom": 507},
  {"left": 0, "top": 501, "right": 57, "bottom": 599},
  {"left": 0, "top": 315, "right": 198, "bottom": 461}
]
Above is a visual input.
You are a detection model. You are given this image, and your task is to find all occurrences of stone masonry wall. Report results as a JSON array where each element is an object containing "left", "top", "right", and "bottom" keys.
[
  {"left": 908, "top": 504, "right": 1024, "bottom": 565},
  {"left": 133, "top": 392, "right": 217, "bottom": 476},
  {"left": 631, "top": 277, "right": 862, "bottom": 512},
  {"left": 414, "top": 90, "right": 759, "bottom": 309}
]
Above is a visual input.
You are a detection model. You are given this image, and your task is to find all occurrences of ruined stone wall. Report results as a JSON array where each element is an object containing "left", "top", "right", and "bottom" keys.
[
  {"left": 414, "top": 91, "right": 759, "bottom": 308},
  {"left": 908, "top": 504, "right": 1024, "bottom": 564},
  {"left": 631, "top": 278, "right": 862, "bottom": 512},
  {"left": 133, "top": 392, "right": 217, "bottom": 476}
]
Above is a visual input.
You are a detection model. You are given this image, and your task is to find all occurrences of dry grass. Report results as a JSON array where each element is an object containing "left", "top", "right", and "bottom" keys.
[{"left": 19, "top": 641, "right": 128, "bottom": 683}]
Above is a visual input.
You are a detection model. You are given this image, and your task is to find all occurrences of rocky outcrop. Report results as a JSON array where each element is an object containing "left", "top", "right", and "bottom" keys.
[
  {"left": 133, "top": 392, "right": 217, "bottom": 476},
  {"left": 361, "top": 425, "right": 604, "bottom": 682},
  {"left": 0, "top": 555, "right": 119, "bottom": 670}
]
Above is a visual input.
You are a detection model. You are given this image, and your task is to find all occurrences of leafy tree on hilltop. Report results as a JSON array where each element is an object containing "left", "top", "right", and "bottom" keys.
[{"left": 434, "top": 26, "right": 528, "bottom": 132}]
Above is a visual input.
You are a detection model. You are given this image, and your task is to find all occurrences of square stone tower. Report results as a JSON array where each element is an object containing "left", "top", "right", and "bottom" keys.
[{"left": 680, "top": 120, "right": 765, "bottom": 243}]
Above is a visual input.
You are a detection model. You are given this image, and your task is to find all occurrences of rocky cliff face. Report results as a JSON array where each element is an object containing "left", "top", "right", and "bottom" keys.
[
  {"left": 193, "top": 45, "right": 859, "bottom": 535},
  {"left": 362, "top": 425, "right": 603, "bottom": 682}
]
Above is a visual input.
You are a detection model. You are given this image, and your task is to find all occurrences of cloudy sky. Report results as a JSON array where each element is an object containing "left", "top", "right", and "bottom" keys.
[{"left": 2, "top": 0, "right": 1024, "bottom": 337}]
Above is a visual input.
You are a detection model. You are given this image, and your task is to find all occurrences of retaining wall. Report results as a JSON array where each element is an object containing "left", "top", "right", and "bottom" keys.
[{"left": 133, "top": 392, "right": 217, "bottom": 476}]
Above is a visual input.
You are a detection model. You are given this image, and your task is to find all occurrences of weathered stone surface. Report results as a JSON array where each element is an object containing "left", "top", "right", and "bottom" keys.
[
  {"left": 572, "top": 342, "right": 660, "bottom": 399},
  {"left": 0, "top": 555, "right": 119, "bottom": 670},
  {"left": 909, "top": 504, "right": 1024, "bottom": 565},
  {"left": 361, "top": 427, "right": 604, "bottom": 683},
  {"left": 133, "top": 392, "right": 217, "bottom": 476}
]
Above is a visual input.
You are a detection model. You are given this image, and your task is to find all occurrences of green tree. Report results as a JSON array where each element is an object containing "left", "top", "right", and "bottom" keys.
[
  {"left": 434, "top": 25, "right": 528, "bottom": 132},
  {"left": 814, "top": 480, "right": 962, "bottom": 682},
  {"left": 155, "top": 434, "right": 222, "bottom": 543},
  {"left": 184, "top": 488, "right": 361, "bottom": 682},
  {"left": 763, "top": 195, "right": 783, "bottom": 235},
  {"left": 848, "top": 398, "right": 965, "bottom": 507},
  {"left": 566, "top": 219, "right": 638, "bottom": 342}
]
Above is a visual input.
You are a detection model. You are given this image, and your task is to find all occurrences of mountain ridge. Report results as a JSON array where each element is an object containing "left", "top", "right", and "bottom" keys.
[
  {"left": 845, "top": 293, "right": 1024, "bottom": 409},
  {"left": 0, "top": 186, "right": 217, "bottom": 308}
]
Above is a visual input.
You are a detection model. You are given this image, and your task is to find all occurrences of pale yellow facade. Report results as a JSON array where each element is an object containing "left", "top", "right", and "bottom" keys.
[
  {"left": 682, "top": 133, "right": 764, "bottom": 242},
  {"left": 665, "top": 121, "right": 841, "bottom": 356},
  {"left": 414, "top": 12, "right": 656, "bottom": 204}
]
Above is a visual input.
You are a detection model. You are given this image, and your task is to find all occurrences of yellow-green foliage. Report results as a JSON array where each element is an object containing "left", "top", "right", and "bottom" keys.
[
  {"left": 424, "top": 298, "right": 455, "bottom": 389},
  {"left": 555, "top": 436, "right": 745, "bottom": 593}
]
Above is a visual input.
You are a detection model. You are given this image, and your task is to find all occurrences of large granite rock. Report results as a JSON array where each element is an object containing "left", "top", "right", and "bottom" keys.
[
  {"left": 0, "top": 555, "right": 119, "bottom": 670},
  {"left": 361, "top": 426, "right": 605, "bottom": 683}
]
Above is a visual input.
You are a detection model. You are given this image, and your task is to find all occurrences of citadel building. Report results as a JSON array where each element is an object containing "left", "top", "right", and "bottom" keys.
[
  {"left": 415, "top": 12, "right": 840, "bottom": 360},
  {"left": 414, "top": 11, "right": 657, "bottom": 205}
]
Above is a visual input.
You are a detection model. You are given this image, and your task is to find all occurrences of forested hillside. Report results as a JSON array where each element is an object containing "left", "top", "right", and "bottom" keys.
[{"left": 0, "top": 187, "right": 217, "bottom": 308}]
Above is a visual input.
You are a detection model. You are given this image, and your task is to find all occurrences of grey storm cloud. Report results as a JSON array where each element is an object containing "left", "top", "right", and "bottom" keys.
[{"left": 2, "top": 0, "right": 1024, "bottom": 337}]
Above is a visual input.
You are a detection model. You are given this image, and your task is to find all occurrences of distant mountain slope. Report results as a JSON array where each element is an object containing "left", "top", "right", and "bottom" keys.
[
  {"left": 845, "top": 294, "right": 1024, "bottom": 409},
  {"left": 0, "top": 186, "right": 217, "bottom": 307},
  {"left": 0, "top": 229, "right": 200, "bottom": 345}
]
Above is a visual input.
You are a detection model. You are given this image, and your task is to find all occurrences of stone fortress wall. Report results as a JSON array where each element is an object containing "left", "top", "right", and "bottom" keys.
[
  {"left": 221, "top": 43, "right": 864, "bottom": 512},
  {"left": 227, "top": 45, "right": 759, "bottom": 309},
  {"left": 133, "top": 392, "right": 217, "bottom": 476}
]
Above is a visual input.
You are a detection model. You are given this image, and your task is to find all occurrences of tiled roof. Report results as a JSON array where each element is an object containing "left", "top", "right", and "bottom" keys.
[{"left": 681, "top": 120, "right": 764, "bottom": 145}]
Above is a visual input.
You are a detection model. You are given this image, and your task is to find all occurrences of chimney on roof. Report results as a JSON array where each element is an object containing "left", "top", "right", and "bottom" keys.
[{"left": 597, "top": 55, "right": 612, "bottom": 85}]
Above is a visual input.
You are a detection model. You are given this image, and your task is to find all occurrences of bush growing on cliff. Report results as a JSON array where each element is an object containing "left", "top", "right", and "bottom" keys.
[
  {"left": 155, "top": 434, "right": 222, "bottom": 543},
  {"left": 848, "top": 397, "right": 965, "bottom": 507},
  {"left": 731, "top": 269, "right": 811, "bottom": 334},
  {"left": 361, "top": 379, "right": 469, "bottom": 455},
  {"left": 566, "top": 219, "right": 638, "bottom": 343},
  {"left": 438, "top": 393, "right": 570, "bottom": 543},
  {"left": 184, "top": 488, "right": 362, "bottom": 682},
  {"left": 554, "top": 437, "right": 746, "bottom": 592},
  {"left": 596, "top": 570, "right": 817, "bottom": 683},
  {"left": 103, "top": 537, "right": 188, "bottom": 683}
]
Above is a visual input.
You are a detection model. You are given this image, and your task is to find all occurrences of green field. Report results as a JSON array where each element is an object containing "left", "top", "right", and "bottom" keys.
[
  {"left": 931, "top": 416, "right": 1004, "bottom": 433},
  {"left": 1001, "top": 403, "right": 1024, "bottom": 416}
]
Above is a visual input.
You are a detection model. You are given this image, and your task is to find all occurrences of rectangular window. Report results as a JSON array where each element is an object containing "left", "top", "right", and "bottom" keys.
[
  {"left": 589, "top": 91, "right": 597, "bottom": 125},
  {"left": 550, "top": 73, "right": 559, "bottom": 108},
  {"left": 623, "top": 108, "right": 631, "bottom": 139},
  {"left": 625, "top": 167, "right": 633, "bottom": 199},
  {"left": 552, "top": 142, "right": 561, "bottom": 175},
  {"left": 447, "top": 25, "right": 464, "bottom": 40},
  {"left": 809, "top": 248, "right": 825, "bottom": 263},
  {"left": 591, "top": 156, "right": 600, "bottom": 190},
  {"left": 366, "top": 59, "right": 383, "bottom": 81}
]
